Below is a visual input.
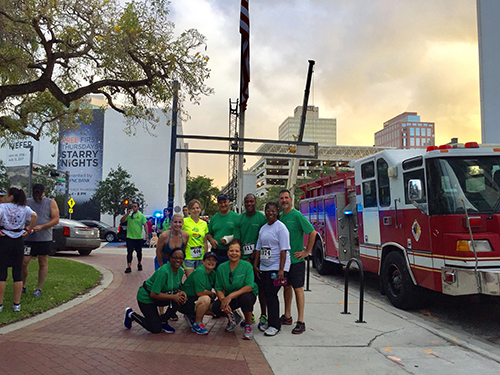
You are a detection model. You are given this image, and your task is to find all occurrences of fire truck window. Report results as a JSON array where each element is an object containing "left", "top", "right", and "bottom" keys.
[
  {"left": 402, "top": 156, "right": 423, "bottom": 170},
  {"left": 404, "top": 169, "right": 426, "bottom": 204},
  {"left": 361, "top": 161, "right": 375, "bottom": 179},
  {"left": 363, "top": 180, "right": 377, "bottom": 208},
  {"left": 377, "top": 159, "right": 391, "bottom": 207}
]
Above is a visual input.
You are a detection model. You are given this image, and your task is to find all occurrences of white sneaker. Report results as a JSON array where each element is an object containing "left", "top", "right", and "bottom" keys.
[
  {"left": 226, "top": 313, "right": 237, "bottom": 332},
  {"left": 264, "top": 326, "right": 280, "bottom": 336},
  {"left": 12, "top": 304, "right": 21, "bottom": 313}
]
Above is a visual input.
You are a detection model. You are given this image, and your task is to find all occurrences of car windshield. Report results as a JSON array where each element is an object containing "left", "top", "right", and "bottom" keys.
[
  {"left": 426, "top": 156, "right": 500, "bottom": 215},
  {"left": 99, "top": 221, "right": 111, "bottom": 228}
]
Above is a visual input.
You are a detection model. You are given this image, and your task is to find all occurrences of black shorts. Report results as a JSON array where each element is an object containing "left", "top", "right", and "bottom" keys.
[
  {"left": 24, "top": 241, "right": 52, "bottom": 257},
  {"left": 288, "top": 261, "right": 306, "bottom": 289}
]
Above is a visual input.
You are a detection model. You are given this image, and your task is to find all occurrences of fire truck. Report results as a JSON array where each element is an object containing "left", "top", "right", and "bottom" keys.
[{"left": 299, "top": 143, "right": 500, "bottom": 309}]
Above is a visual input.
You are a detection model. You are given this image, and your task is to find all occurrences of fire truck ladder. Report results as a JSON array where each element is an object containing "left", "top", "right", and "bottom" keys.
[{"left": 228, "top": 99, "right": 239, "bottom": 203}]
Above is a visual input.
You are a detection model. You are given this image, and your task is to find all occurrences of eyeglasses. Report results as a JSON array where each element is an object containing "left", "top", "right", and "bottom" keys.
[
  {"left": 229, "top": 271, "right": 233, "bottom": 284},
  {"left": 170, "top": 256, "right": 184, "bottom": 261}
]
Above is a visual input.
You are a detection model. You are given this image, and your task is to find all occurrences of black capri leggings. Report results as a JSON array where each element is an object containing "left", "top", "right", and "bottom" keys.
[
  {"left": 212, "top": 291, "right": 256, "bottom": 317},
  {"left": 126, "top": 239, "right": 143, "bottom": 264},
  {"left": 131, "top": 300, "right": 180, "bottom": 334},
  {"left": 0, "top": 236, "right": 24, "bottom": 282}
]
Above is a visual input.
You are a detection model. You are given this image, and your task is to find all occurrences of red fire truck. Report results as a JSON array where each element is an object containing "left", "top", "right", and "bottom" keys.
[{"left": 299, "top": 143, "right": 500, "bottom": 309}]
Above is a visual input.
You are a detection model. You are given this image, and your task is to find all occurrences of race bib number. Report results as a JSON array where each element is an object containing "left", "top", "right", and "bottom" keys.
[
  {"left": 24, "top": 245, "right": 32, "bottom": 256},
  {"left": 242, "top": 243, "right": 255, "bottom": 255},
  {"left": 190, "top": 246, "right": 202, "bottom": 258},
  {"left": 261, "top": 247, "right": 271, "bottom": 260}
]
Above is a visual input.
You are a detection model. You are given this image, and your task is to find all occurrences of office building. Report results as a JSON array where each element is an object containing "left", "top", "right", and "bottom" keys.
[{"left": 374, "top": 112, "right": 435, "bottom": 149}]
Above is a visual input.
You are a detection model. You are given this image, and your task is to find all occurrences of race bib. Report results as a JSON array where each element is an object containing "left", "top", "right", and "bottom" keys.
[
  {"left": 190, "top": 246, "right": 202, "bottom": 258},
  {"left": 261, "top": 247, "right": 271, "bottom": 260},
  {"left": 242, "top": 243, "right": 255, "bottom": 255},
  {"left": 24, "top": 245, "right": 32, "bottom": 256}
]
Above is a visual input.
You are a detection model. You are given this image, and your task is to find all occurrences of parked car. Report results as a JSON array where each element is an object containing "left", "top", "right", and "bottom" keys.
[
  {"left": 117, "top": 222, "right": 127, "bottom": 241},
  {"left": 52, "top": 218, "right": 101, "bottom": 256},
  {"left": 80, "top": 220, "right": 118, "bottom": 242}
]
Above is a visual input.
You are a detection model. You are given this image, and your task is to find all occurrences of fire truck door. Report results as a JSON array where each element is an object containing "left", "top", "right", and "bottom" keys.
[{"left": 362, "top": 180, "right": 381, "bottom": 246}]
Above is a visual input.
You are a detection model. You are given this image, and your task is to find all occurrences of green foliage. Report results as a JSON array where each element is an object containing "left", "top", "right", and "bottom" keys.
[
  {"left": 255, "top": 186, "right": 302, "bottom": 211},
  {"left": 0, "top": 0, "right": 213, "bottom": 144},
  {"left": 185, "top": 173, "right": 220, "bottom": 216},
  {"left": 92, "top": 165, "right": 144, "bottom": 225},
  {"left": 0, "top": 257, "right": 100, "bottom": 326},
  {"left": 0, "top": 160, "right": 10, "bottom": 190}
]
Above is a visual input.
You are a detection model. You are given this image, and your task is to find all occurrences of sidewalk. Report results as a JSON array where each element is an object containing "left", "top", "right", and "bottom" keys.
[{"left": 2, "top": 247, "right": 500, "bottom": 374}]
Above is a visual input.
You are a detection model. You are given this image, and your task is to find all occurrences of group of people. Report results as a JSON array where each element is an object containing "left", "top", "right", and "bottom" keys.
[
  {"left": 123, "top": 189, "right": 317, "bottom": 339},
  {"left": 0, "top": 184, "right": 60, "bottom": 313}
]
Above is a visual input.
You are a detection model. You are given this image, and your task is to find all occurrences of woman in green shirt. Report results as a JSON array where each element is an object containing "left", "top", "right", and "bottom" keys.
[
  {"left": 212, "top": 240, "right": 257, "bottom": 340},
  {"left": 124, "top": 249, "right": 187, "bottom": 334}
]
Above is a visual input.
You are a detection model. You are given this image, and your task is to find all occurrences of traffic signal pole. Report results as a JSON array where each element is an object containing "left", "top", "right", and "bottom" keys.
[
  {"left": 28, "top": 146, "right": 34, "bottom": 197},
  {"left": 167, "top": 81, "right": 180, "bottom": 220}
]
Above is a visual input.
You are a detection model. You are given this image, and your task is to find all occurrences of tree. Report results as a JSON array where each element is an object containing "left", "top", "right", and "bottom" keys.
[
  {"left": 92, "top": 165, "right": 144, "bottom": 226},
  {"left": 0, "top": 160, "right": 10, "bottom": 190},
  {"left": 185, "top": 174, "right": 220, "bottom": 217},
  {"left": 0, "top": 0, "right": 213, "bottom": 144},
  {"left": 255, "top": 185, "right": 302, "bottom": 211}
]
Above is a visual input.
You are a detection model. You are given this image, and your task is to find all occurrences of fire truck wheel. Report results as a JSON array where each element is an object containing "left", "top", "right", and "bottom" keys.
[
  {"left": 381, "top": 251, "right": 421, "bottom": 310},
  {"left": 313, "top": 240, "right": 333, "bottom": 275}
]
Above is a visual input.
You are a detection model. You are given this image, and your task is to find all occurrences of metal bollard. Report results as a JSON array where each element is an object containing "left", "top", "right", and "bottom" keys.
[{"left": 340, "top": 257, "right": 366, "bottom": 323}]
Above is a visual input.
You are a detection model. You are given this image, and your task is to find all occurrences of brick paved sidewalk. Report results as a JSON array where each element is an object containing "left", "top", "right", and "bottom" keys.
[{"left": 0, "top": 252, "right": 272, "bottom": 375}]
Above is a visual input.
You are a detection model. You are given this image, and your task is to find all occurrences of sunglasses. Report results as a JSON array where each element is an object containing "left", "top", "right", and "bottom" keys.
[{"left": 0, "top": 190, "right": 6, "bottom": 196}]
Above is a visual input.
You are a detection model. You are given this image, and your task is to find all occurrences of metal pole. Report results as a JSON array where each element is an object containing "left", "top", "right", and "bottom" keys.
[
  {"left": 28, "top": 146, "right": 34, "bottom": 197},
  {"left": 168, "top": 81, "right": 180, "bottom": 219},
  {"left": 237, "top": 111, "right": 244, "bottom": 213},
  {"left": 64, "top": 171, "right": 69, "bottom": 218},
  {"left": 305, "top": 255, "right": 311, "bottom": 291}
]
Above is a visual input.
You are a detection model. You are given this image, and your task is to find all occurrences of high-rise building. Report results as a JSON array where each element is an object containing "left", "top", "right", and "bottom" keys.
[
  {"left": 278, "top": 106, "right": 337, "bottom": 146},
  {"left": 374, "top": 112, "right": 435, "bottom": 149}
]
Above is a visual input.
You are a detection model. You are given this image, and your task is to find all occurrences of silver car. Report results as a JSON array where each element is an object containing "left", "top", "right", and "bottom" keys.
[{"left": 52, "top": 218, "right": 101, "bottom": 256}]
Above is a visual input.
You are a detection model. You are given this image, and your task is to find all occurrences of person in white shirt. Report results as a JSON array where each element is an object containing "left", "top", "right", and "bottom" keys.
[{"left": 254, "top": 202, "right": 290, "bottom": 336}]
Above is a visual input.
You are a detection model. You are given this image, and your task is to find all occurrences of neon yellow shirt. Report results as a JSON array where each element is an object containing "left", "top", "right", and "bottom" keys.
[{"left": 182, "top": 217, "right": 208, "bottom": 260}]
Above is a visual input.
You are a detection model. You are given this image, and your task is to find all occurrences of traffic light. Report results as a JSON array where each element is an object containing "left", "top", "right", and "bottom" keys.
[
  {"left": 32, "top": 163, "right": 42, "bottom": 175},
  {"left": 124, "top": 199, "right": 130, "bottom": 206}
]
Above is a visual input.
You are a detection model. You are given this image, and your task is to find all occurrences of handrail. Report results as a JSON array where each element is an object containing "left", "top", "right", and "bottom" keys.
[{"left": 340, "top": 257, "right": 366, "bottom": 323}]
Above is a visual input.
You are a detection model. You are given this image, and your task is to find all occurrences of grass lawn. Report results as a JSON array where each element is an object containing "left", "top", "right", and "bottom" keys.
[{"left": 0, "top": 257, "right": 101, "bottom": 326}]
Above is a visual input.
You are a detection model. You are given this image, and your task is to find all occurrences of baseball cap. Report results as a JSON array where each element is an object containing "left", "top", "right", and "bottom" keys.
[
  {"left": 217, "top": 193, "right": 230, "bottom": 201},
  {"left": 33, "top": 183, "right": 45, "bottom": 198},
  {"left": 203, "top": 252, "right": 218, "bottom": 261}
]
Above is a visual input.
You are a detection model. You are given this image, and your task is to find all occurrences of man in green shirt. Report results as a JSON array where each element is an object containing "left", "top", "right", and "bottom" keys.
[
  {"left": 179, "top": 252, "right": 218, "bottom": 335},
  {"left": 279, "top": 189, "right": 317, "bottom": 335},
  {"left": 120, "top": 202, "right": 148, "bottom": 274},
  {"left": 206, "top": 194, "right": 239, "bottom": 265}
]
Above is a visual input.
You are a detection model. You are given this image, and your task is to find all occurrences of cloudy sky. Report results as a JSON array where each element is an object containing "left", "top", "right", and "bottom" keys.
[{"left": 168, "top": 0, "right": 480, "bottom": 188}]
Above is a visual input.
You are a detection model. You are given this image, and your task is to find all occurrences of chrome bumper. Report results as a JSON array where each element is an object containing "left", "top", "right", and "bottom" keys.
[{"left": 441, "top": 267, "right": 500, "bottom": 296}]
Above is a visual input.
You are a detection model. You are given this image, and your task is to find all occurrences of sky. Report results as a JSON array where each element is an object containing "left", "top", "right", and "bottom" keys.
[{"left": 168, "top": 0, "right": 480, "bottom": 188}]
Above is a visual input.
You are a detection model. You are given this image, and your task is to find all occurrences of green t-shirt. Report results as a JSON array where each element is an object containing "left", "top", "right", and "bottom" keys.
[
  {"left": 234, "top": 211, "right": 267, "bottom": 260},
  {"left": 183, "top": 264, "right": 216, "bottom": 298},
  {"left": 279, "top": 208, "right": 314, "bottom": 264},
  {"left": 161, "top": 217, "right": 170, "bottom": 231},
  {"left": 136, "top": 263, "right": 184, "bottom": 304},
  {"left": 183, "top": 216, "right": 209, "bottom": 260},
  {"left": 208, "top": 211, "right": 239, "bottom": 252},
  {"left": 126, "top": 212, "right": 147, "bottom": 239},
  {"left": 215, "top": 260, "right": 258, "bottom": 296}
]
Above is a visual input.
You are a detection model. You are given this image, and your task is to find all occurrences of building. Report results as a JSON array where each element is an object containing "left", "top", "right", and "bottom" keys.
[
  {"left": 278, "top": 106, "right": 337, "bottom": 146},
  {"left": 374, "top": 112, "right": 435, "bottom": 149},
  {"left": 477, "top": 0, "right": 500, "bottom": 144}
]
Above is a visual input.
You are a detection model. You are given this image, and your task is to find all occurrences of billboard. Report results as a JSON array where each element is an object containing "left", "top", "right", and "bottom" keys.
[{"left": 57, "top": 109, "right": 104, "bottom": 219}]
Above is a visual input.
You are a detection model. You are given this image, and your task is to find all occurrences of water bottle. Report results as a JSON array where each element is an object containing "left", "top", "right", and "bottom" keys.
[{"left": 270, "top": 272, "right": 277, "bottom": 280}]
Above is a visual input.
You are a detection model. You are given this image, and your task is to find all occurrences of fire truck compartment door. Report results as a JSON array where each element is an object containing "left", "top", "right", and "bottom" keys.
[{"left": 362, "top": 208, "right": 381, "bottom": 245}]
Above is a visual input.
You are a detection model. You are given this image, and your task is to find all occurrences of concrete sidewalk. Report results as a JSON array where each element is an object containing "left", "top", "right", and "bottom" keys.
[{"left": 1, "top": 246, "right": 500, "bottom": 374}]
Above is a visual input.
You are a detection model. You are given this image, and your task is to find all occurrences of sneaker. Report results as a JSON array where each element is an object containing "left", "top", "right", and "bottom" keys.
[
  {"left": 258, "top": 315, "right": 268, "bottom": 332},
  {"left": 279, "top": 314, "right": 293, "bottom": 325},
  {"left": 292, "top": 321, "right": 306, "bottom": 334},
  {"left": 137, "top": 263, "right": 143, "bottom": 271},
  {"left": 0, "top": 305, "right": 3, "bottom": 312},
  {"left": 234, "top": 312, "right": 243, "bottom": 326},
  {"left": 240, "top": 313, "right": 254, "bottom": 327},
  {"left": 192, "top": 322, "right": 208, "bottom": 335},
  {"left": 22, "top": 287, "right": 26, "bottom": 294},
  {"left": 184, "top": 314, "right": 196, "bottom": 326},
  {"left": 243, "top": 324, "right": 253, "bottom": 340},
  {"left": 170, "top": 313, "right": 179, "bottom": 321},
  {"left": 226, "top": 313, "right": 237, "bottom": 332},
  {"left": 124, "top": 267, "right": 132, "bottom": 273},
  {"left": 33, "top": 289, "right": 42, "bottom": 297},
  {"left": 264, "top": 326, "right": 280, "bottom": 336},
  {"left": 162, "top": 323, "right": 175, "bottom": 334},
  {"left": 12, "top": 304, "right": 21, "bottom": 313},
  {"left": 124, "top": 307, "right": 133, "bottom": 329}
]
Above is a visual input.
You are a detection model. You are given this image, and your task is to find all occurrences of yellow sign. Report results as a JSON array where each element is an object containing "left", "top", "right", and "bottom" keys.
[
  {"left": 68, "top": 198, "right": 75, "bottom": 208},
  {"left": 68, "top": 208, "right": 74, "bottom": 213}
]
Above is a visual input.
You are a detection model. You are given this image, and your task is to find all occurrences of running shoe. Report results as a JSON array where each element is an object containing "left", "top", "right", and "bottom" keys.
[
  {"left": 33, "top": 289, "right": 42, "bottom": 297},
  {"left": 279, "top": 314, "right": 293, "bottom": 325},
  {"left": 243, "top": 324, "right": 253, "bottom": 340},
  {"left": 0, "top": 305, "right": 3, "bottom": 312},
  {"left": 192, "top": 322, "right": 208, "bottom": 335},
  {"left": 258, "top": 315, "right": 268, "bottom": 332},
  {"left": 124, "top": 307, "right": 133, "bottom": 329},
  {"left": 12, "top": 304, "right": 21, "bottom": 313},
  {"left": 226, "top": 313, "right": 237, "bottom": 332},
  {"left": 162, "top": 323, "right": 175, "bottom": 333},
  {"left": 240, "top": 313, "right": 256, "bottom": 327},
  {"left": 234, "top": 312, "right": 243, "bottom": 326},
  {"left": 184, "top": 314, "right": 196, "bottom": 326},
  {"left": 22, "top": 287, "right": 26, "bottom": 294},
  {"left": 137, "top": 263, "right": 143, "bottom": 271},
  {"left": 292, "top": 321, "right": 306, "bottom": 334},
  {"left": 124, "top": 267, "right": 132, "bottom": 273},
  {"left": 264, "top": 326, "right": 280, "bottom": 336},
  {"left": 170, "top": 313, "right": 179, "bottom": 321}
]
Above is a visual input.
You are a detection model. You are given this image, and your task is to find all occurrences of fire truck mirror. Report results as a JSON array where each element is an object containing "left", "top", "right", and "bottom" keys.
[{"left": 408, "top": 179, "right": 423, "bottom": 201}]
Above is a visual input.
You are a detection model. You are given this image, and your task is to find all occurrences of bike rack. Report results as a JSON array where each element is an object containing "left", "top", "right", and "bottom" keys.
[
  {"left": 305, "top": 255, "right": 312, "bottom": 292},
  {"left": 340, "top": 257, "right": 366, "bottom": 323}
]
